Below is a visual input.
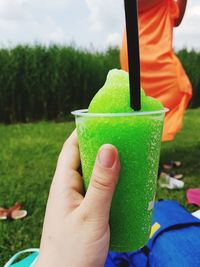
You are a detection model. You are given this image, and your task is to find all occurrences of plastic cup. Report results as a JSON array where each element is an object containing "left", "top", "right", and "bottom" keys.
[{"left": 72, "top": 108, "right": 168, "bottom": 252}]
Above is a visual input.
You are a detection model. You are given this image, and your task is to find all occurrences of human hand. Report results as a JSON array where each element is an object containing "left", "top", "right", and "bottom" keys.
[{"left": 35, "top": 130, "right": 120, "bottom": 267}]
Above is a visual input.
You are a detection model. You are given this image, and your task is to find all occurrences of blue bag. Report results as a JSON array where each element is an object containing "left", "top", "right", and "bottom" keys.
[
  {"left": 105, "top": 200, "right": 200, "bottom": 267},
  {"left": 4, "top": 200, "right": 200, "bottom": 266}
]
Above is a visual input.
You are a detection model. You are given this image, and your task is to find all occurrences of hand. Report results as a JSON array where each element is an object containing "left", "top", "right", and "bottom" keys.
[{"left": 35, "top": 130, "right": 120, "bottom": 267}]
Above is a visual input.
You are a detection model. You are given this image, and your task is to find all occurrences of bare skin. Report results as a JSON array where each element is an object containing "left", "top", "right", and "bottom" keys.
[
  {"left": 35, "top": 130, "right": 120, "bottom": 267},
  {"left": 174, "top": 0, "right": 187, "bottom": 27}
]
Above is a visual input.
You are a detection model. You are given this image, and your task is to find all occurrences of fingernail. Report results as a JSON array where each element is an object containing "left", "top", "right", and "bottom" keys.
[{"left": 98, "top": 145, "right": 116, "bottom": 168}]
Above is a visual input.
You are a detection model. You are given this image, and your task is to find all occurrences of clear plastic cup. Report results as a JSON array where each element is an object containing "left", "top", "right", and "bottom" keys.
[{"left": 72, "top": 108, "right": 168, "bottom": 251}]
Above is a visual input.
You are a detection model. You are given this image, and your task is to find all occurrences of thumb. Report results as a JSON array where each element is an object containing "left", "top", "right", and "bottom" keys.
[{"left": 81, "top": 144, "right": 120, "bottom": 220}]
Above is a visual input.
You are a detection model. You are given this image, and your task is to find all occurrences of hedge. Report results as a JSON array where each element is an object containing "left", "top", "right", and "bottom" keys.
[{"left": 0, "top": 45, "right": 199, "bottom": 123}]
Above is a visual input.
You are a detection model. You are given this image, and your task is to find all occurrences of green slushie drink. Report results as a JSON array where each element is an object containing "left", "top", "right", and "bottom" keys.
[{"left": 72, "top": 69, "right": 167, "bottom": 252}]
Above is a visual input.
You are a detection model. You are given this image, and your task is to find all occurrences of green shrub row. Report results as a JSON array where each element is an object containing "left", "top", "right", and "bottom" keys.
[
  {"left": 0, "top": 45, "right": 199, "bottom": 123},
  {"left": 0, "top": 45, "right": 120, "bottom": 123},
  {"left": 177, "top": 49, "right": 200, "bottom": 108}
]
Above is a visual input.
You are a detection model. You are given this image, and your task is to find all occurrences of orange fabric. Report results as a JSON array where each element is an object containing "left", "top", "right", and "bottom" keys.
[{"left": 120, "top": 0, "right": 192, "bottom": 141}]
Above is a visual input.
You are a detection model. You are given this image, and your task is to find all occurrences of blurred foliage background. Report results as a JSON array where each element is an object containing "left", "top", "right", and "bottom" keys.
[{"left": 0, "top": 45, "right": 199, "bottom": 124}]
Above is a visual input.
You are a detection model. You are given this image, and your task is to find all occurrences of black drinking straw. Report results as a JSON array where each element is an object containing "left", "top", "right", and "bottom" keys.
[{"left": 124, "top": 0, "right": 141, "bottom": 110}]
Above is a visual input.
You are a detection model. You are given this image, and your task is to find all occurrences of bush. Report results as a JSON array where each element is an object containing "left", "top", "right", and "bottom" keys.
[
  {"left": 176, "top": 49, "right": 200, "bottom": 108},
  {"left": 0, "top": 45, "right": 199, "bottom": 123},
  {"left": 0, "top": 45, "right": 120, "bottom": 123}
]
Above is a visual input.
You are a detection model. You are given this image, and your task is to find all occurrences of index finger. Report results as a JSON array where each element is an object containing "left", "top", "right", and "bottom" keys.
[
  {"left": 49, "top": 129, "right": 84, "bottom": 212},
  {"left": 57, "top": 129, "right": 80, "bottom": 171},
  {"left": 52, "top": 129, "right": 83, "bottom": 197}
]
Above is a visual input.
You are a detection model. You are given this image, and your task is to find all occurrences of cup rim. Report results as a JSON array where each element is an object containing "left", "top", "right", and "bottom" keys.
[{"left": 71, "top": 108, "right": 169, "bottom": 117}]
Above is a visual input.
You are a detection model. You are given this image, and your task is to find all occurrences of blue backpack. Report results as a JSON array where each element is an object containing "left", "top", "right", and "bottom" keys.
[
  {"left": 4, "top": 200, "right": 200, "bottom": 267},
  {"left": 105, "top": 200, "right": 200, "bottom": 267}
]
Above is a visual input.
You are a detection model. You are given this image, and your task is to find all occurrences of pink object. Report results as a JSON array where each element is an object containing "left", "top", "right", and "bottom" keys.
[{"left": 187, "top": 189, "right": 200, "bottom": 207}]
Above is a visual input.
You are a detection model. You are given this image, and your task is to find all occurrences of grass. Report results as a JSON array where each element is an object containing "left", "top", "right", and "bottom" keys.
[{"left": 0, "top": 109, "right": 200, "bottom": 264}]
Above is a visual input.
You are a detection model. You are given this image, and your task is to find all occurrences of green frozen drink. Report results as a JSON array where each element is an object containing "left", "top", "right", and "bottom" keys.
[{"left": 72, "top": 70, "right": 167, "bottom": 252}]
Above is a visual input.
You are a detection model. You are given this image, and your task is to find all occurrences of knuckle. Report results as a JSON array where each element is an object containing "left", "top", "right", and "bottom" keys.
[
  {"left": 67, "top": 169, "right": 78, "bottom": 180},
  {"left": 65, "top": 190, "right": 78, "bottom": 209},
  {"left": 91, "top": 172, "right": 114, "bottom": 192},
  {"left": 80, "top": 209, "right": 91, "bottom": 222},
  {"left": 65, "top": 189, "right": 82, "bottom": 211}
]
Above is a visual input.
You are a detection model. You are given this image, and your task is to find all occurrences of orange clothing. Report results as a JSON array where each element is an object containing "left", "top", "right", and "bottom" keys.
[{"left": 120, "top": 0, "right": 192, "bottom": 141}]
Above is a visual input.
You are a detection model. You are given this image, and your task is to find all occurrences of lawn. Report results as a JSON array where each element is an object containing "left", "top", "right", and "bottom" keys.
[{"left": 0, "top": 109, "right": 200, "bottom": 265}]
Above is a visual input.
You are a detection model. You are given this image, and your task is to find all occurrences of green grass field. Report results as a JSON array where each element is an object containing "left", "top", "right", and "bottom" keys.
[{"left": 1, "top": 109, "right": 200, "bottom": 265}]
